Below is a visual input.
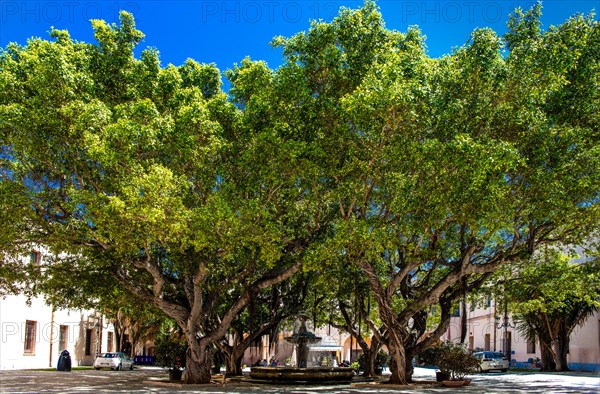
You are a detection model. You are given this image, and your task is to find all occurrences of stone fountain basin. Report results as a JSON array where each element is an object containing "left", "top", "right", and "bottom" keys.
[{"left": 250, "top": 366, "right": 355, "bottom": 382}]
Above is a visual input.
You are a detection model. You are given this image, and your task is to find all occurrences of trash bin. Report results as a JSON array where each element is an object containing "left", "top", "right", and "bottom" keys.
[{"left": 57, "top": 350, "right": 72, "bottom": 372}]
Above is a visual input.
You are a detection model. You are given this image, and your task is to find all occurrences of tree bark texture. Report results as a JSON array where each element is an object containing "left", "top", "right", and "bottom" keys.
[
  {"left": 539, "top": 341, "right": 557, "bottom": 372},
  {"left": 183, "top": 336, "right": 213, "bottom": 384}
]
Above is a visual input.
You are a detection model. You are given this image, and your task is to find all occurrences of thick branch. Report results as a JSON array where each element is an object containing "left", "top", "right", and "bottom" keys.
[
  {"left": 112, "top": 265, "right": 189, "bottom": 328},
  {"left": 203, "top": 260, "right": 302, "bottom": 343},
  {"left": 189, "top": 261, "right": 208, "bottom": 335}
]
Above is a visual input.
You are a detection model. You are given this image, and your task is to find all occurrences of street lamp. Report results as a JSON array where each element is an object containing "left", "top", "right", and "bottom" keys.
[{"left": 495, "top": 304, "right": 515, "bottom": 362}]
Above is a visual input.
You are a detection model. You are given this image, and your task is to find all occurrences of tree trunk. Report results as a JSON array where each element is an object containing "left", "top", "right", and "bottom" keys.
[
  {"left": 552, "top": 340, "right": 564, "bottom": 372},
  {"left": 184, "top": 337, "right": 213, "bottom": 384},
  {"left": 557, "top": 331, "right": 570, "bottom": 371},
  {"left": 362, "top": 348, "right": 377, "bottom": 377},
  {"left": 115, "top": 332, "right": 122, "bottom": 352},
  {"left": 460, "top": 292, "right": 468, "bottom": 344},
  {"left": 539, "top": 340, "right": 556, "bottom": 372},
  {"left": 225, "top": 350, "right": 244, "bottom": 377},
  {"left": 234, "top": 354, "right": 244, "bottom": 375},
  {"left": 386, "top": 331, "right": 408, "bottom": 385},
  {"left": 336, "top": 300, "right": 382, "bottom": 378},
  {"left": 118, "top": 331, "right": 125, "bottom": 353},
  {"left": 113, "top": 321, "right": 123, "bottom": 352},
  {"left": 404, "top": 349, "right": 415, "bottom": 383},
  {"left": 129, "top": 324, "right": 137, "bottom": 358}
]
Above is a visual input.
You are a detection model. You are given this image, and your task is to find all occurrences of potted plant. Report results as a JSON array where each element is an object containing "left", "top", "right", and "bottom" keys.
[
  {"left": 436, "top": 342, "right": 479, "bottom": 386},
  {"left": 155, "top": 332, "right": 187, "bottom": 381},
  {"left": 350, "top": 361, "right": 361, "bottom": 375},
  {"left": 419, "top": 341, "right": 451, "bottom": 381}
]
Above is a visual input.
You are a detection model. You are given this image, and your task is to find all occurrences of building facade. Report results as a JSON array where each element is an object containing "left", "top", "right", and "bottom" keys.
[
  {"left": 444, "top": 299, "right": 600, "bottom": 372},
  {"left": 0, "top": 249, "right": 116, "bottom": 370},
  {"left": 0, "top": 292, "right": 117, "bottom": 370}
]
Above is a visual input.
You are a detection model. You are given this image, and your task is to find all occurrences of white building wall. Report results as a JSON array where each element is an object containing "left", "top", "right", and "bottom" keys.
[
  {"left": 1, "top": 293, "right": 55, "bottom": 370},
  {"left": 0, "top": 293, "right": 115, "bottom": 370},
  {"left": 1, "top": 247, "right": 117, "bottom": 370},
  {"left": 568, "top": 311, "right": 600, "bottom": 370}
]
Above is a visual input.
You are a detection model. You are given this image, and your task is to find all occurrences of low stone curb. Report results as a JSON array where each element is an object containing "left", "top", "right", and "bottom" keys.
[
  {"left": 143, "top": 375, "right": 229, "bottom": 388},
  {"left": 351, "top": 380, "right": 445, "bottom": 390}
]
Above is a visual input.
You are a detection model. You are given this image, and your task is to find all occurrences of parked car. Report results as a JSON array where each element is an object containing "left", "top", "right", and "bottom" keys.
[
  {"left": 94, "top": 352, "right": 134, "bottom": 371},
  {"left": 472, "top": 351, "right": 509, "bottom": 372}
]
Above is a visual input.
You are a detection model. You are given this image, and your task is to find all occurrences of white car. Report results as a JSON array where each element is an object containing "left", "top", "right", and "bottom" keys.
[
  {"left": 472, "top": 351, "right": 509, "bottom": 372},
  {"left": 93, "top": 352, "right": 134, "bottom": 371}
]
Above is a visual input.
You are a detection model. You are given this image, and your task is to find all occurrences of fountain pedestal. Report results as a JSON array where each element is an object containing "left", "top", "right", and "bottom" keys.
[{"left": 285, "top": 314, "right": 319, "bottom": 368}]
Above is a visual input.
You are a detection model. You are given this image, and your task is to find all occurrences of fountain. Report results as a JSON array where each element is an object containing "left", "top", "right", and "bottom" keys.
[
  {"left": 285, "top": 314, "right": 321, "bottom": 368},
  {"left": 250, "top": 314, "right": 354, "bottom": 383}
]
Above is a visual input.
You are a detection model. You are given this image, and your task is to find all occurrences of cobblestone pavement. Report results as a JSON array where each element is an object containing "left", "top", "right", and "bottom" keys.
[{"left": 0, "top": 367, "right": 597, "bottom": 393}]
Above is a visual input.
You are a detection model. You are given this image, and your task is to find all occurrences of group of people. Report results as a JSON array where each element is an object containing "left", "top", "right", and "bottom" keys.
[
  {"left": 253, "top": 356, "right": 351, "bottom": 368},
  {"left": 253, "top": 357, "right": 280, "bottom": 367}
]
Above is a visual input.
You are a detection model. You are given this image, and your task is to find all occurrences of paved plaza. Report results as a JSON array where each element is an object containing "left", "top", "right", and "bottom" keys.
[{"left": 0, "top": 367, "right": 597, "bottom": 393}]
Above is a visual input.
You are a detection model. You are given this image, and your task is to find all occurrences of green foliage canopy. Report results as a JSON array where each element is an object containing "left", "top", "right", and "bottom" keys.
[
  {"left": 0, "top": 11, "right": 330, "bottom": 383},
  {"left": 1, "top": 1, "right": 598, "bottom": 385}
]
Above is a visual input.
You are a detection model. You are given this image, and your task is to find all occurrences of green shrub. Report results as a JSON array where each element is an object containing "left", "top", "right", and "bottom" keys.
[
  {"left": 436, "top": 342, "right": 479, "bottom": 380},
  {"left": 375, "top": 350, "right": 390, "bottom": 368},
  {"left": 154, "top": 333, "right": 187, "bottom": 371}
]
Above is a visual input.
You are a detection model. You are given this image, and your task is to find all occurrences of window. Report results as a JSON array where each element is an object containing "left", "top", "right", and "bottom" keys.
[
  {"left": 59, "top": 325, "right": 68, "bottom": 351},
  {"left": 484, "top": 333, "right": 490, "bottom": 351},
  {"left": 85, "top": 329, "right": 93, "bottom": 356},
  {"left": 24, "top": 320, "right": 37, "bottom": 354},
  {"left": 107, "top": 332, "right": 114, "bottom": 353},
  {"left": 29, "top": 251, "right": 42, "bottom": 266},
  {"left": 527, "top": 336, "right": 536, "bottom": 354}
]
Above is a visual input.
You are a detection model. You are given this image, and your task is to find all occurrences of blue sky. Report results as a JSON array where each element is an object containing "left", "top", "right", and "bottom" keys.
[{"left": 1, "top": 1, "right": 598, "bottom": 72}]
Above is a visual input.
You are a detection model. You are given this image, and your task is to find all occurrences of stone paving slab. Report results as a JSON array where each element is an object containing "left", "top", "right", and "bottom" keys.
[{"left": 0, "top": 366, "right": 597, "bottom": 393}]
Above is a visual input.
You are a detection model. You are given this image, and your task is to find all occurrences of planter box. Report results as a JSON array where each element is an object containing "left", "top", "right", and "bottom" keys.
[{"left": 442, "top": 379, "right": 471, "bottom": 387}]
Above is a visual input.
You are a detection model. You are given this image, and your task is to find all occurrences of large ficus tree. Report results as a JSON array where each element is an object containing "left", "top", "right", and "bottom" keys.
[
  {"left": 2, "top": 1, "right": 598, "bottom": 386},
  {"left": 264, "top": 2, "right": 599, "bottom": 384},
  {"left": 0, "top": 13, "right": 331, "bottom": 383}
]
